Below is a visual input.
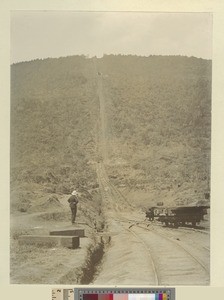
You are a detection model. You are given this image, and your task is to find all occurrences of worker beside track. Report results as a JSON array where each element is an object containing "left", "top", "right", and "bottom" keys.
[{"left": 68, "top": 190, "right": 79, "bottom": 224}]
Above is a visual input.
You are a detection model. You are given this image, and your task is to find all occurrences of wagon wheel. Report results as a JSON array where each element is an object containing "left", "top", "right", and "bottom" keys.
[
  {"left": 174, "top": 222, "right": 179, "bottom": 228},
  {"left": 192, "top": 221, "right": 196, "bottom": 227}
]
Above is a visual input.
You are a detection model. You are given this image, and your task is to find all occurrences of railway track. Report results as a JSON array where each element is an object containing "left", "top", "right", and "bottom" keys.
[
  {"left": 113, "top": 217, "right": 210, "bottom": 270},
  {"left": 133, "top": 223, "right": 209, "bottom": 269},
  {"left": 96, "top": 162, "right": 209, "bottom": 285},
  {"left": 114, "top": 216, "right": 209, "bottom": 285},
  {"left": 141, "top": 221, "right": 210, "bottom": 251},
  {"left": 96, "top": 163, "right": 160, "bottom": 284},
  {"left": 97, "top": 163, "right": 133, "bottom": 210},
  {"left": 114, "top": 216, "right": 160, "bottom": 285},
  {"left": 129, "top": 223, "right": 209, "bottom": 285},
  {"left": 147, "top": 222, "right": 210, "bottom": 260}
]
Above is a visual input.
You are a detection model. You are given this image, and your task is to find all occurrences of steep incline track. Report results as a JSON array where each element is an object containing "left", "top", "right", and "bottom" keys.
[
  {"left": 93, "top": 60, "right": 209, "bottom": 285},
  {"left": 94, "top": 59, "right": 109, "bottom": 162},
  {"left": 95, "top": 163, "right": 159, "bottom": 284}
]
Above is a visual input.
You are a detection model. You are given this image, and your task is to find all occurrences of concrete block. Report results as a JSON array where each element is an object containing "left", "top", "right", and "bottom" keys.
[
  {"left": 49, "top": 229, "right": 85, "bottom": 237},
  {"left": 18, "top": 235, "right": 80, "bottom": 249}
]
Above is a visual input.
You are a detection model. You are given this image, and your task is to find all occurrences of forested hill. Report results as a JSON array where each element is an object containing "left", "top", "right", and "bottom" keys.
[
  {"left": 98, "top": 55, "right": 211, "bottom": 205},
  {"left": 11, "top": 55, "right": 211, "bottom": 210},
  {"left": 11, "top": 56, "right": 100, "bottom": 198}
]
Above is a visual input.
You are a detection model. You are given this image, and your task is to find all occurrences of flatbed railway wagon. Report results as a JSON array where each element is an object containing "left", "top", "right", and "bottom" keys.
[
  {"left": 157, "top": 205, "right": 209, "bottom": 228},
  {"left": 145, "top": 206, "right": 167, "bottom": 221}
]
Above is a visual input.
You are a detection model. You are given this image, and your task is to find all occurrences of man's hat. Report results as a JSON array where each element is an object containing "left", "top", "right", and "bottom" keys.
[{"left": 72, "top": 190, "right": 78, "bottom": 196}]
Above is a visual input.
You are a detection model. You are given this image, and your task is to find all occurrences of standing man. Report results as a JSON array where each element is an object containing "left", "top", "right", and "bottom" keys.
[{"left": 68, "top": 190, "right": 79, "bottom": 224}]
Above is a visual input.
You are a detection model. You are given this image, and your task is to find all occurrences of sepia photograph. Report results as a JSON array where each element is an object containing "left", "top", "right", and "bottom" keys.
[{"left": 10, "top": 11, "right": 212, "bottom": 285}]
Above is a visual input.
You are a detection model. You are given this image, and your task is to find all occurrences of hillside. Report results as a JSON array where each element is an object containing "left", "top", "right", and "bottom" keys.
[
  {"left": 11, "top": 55, "right": 211, "bottom": 212},
  {"left": 97, "top": 55, "right": 211, "bottom": 207},
  {"left": 11, "top": 56, "right": 101, "bottom": 212}
]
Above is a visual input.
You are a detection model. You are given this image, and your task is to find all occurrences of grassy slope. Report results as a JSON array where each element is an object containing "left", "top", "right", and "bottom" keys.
[
  {"left": 11, "top": 56, "right": 100, "bottom": 212},
  {"left": 11, "top": 55, "right": 211, "bottom": 211},
  {"left": 98, "top": 55, "right": 211, "bottom": 206}
]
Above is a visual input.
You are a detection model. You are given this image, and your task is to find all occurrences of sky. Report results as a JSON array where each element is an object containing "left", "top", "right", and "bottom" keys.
[{"left": 11, "top": 11, "right": 212, "bottom": 63}]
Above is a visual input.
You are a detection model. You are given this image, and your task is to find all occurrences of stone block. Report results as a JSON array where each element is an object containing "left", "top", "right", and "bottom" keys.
[
  {"left": 49, "top": 229, "right": 85, "bottom": 237},
  {"left": 18, "top": 235, "right": 80, "bottom": 249}
]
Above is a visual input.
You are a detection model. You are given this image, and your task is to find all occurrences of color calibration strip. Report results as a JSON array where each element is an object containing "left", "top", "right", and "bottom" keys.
[
  {"left": 82, "top": 293, "right": 167, "bottom": 300},
  {"left": 77, "top": 288, "right": 174, "bottom": 300},
  {"left": 52, "top": 288, "right": 175, "bottom": 300}
]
